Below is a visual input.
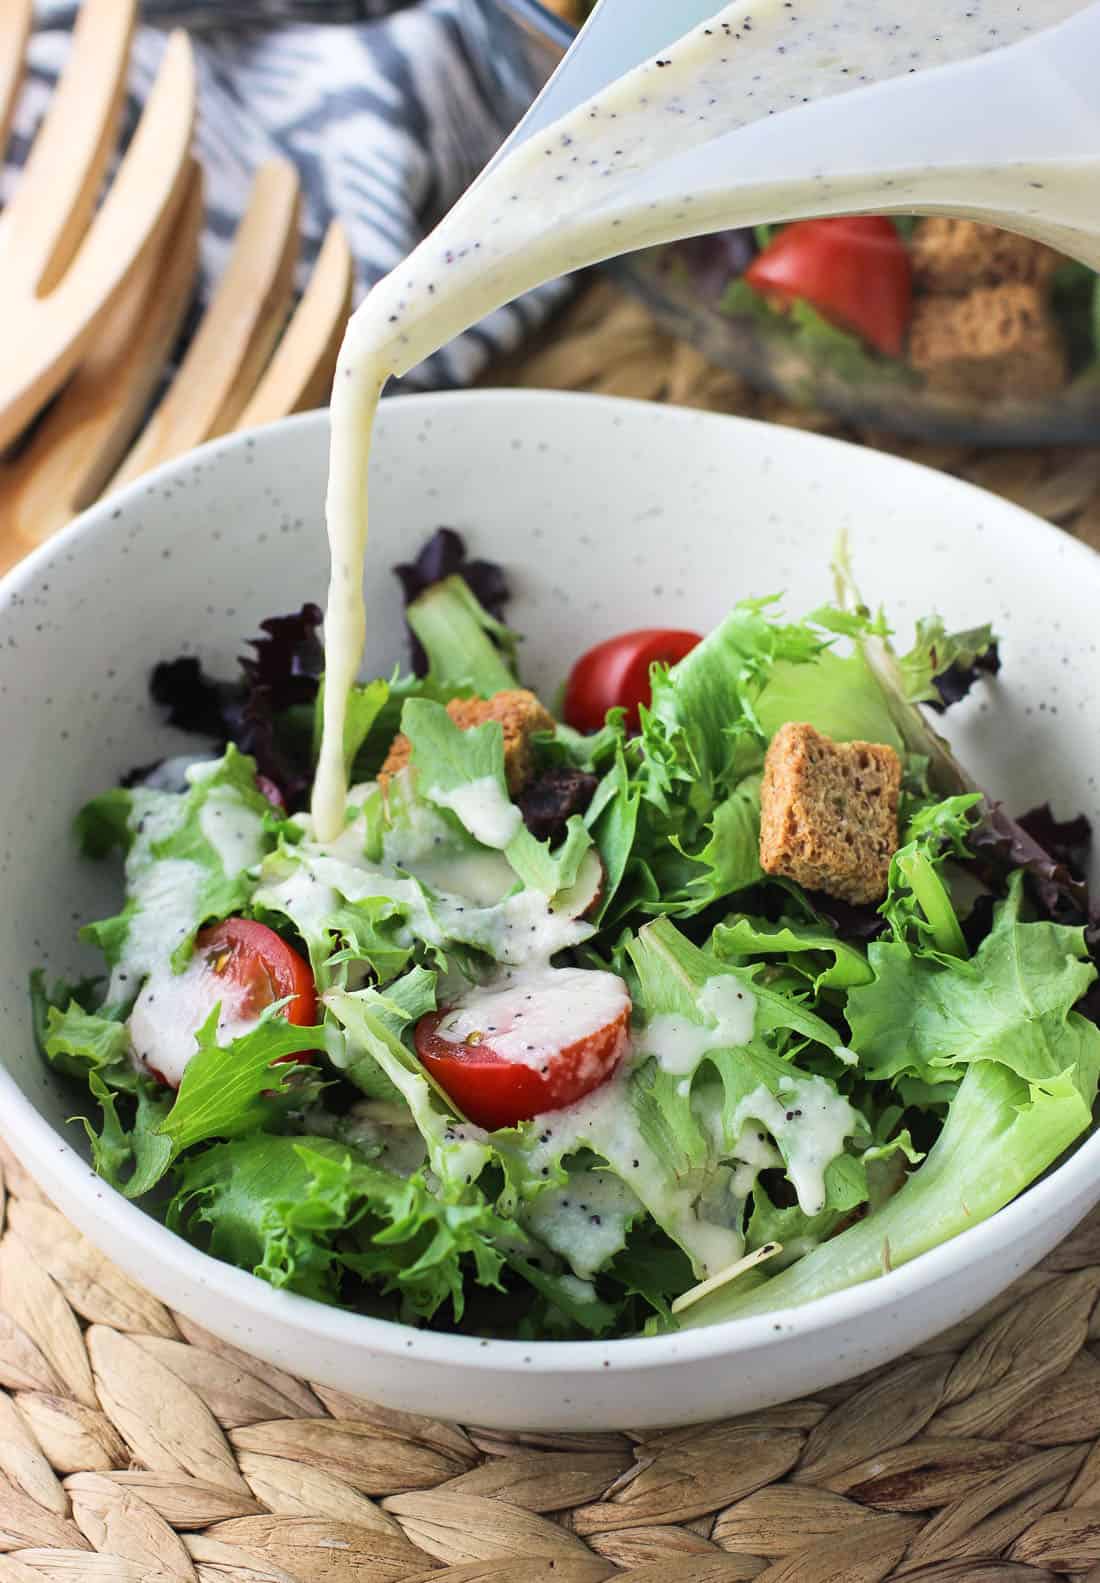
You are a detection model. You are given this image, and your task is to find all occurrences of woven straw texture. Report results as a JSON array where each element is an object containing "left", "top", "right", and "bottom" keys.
[
  {"left": 6, "top": 1132, "right": 1100, "bottom": 1582},
  {"left": 4, "top": 281, "right": 1100, "bottom": 1579}
]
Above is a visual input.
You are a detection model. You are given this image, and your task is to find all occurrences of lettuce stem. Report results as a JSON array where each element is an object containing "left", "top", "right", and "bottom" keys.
[{"left": 896, "top": 848, "right": 968, "bottom": 959}]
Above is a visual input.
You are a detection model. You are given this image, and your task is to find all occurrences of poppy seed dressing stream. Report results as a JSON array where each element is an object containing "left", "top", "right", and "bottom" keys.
[{"left": 313, "top": 0, "right": 1100, "bottom": 840}]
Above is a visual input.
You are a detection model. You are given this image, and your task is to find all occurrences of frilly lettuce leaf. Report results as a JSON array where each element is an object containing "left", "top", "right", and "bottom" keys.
[
  {"left": 167, "top": 1133, "right": 512, "bottom": 1319},
  {"left": 324, "top": 967, "right": 436, "bottom": 1104},
  {"left": 43, "top": 998, "right": 132, "bottom": 1084},
  {"left": 848, "top": 873, "right": 1100, "bottom": 1090},
  {"left": 640, "top": 598, "right": 825, "bottom": 810},
  {"left": 156, "top": 1006, "right": 323, "bottom": 1163},
  {"left": 881, "top": 792, "right": 984, "bottom": 962},
  {"left": 325, "top": 985, "right": 493, "bottom": 1196},
  {"left": 658, "top": 775, "right": 763, "bottom": 917},
  {"left": 310, "top": 676, "right": 390, "bottom": 781},
  {"left": 39, "top": 989, "right": 172, "bottom": 1194},
  {"left": 583, "top": 747, "right": 641, "bottom": 926},
  {"left": 632, "top": 914, "right": 846, "bottom": 1052},
  {"left": 745, "top": 1153, "right": 869, "bottom": 1266},
  {"left": 42, "top": 978, "right": 323, "bottom": 1198},
  {"left": 710, "top": 914, "right": 873, "bottom": 994}
]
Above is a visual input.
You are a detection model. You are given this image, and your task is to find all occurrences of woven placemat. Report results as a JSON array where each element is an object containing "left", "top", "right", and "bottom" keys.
[
  {"left": 5, "top": 282, "right": 1100, "bottom": 1581},
  {"left": 4, "top": 1133, "right": 1100, "bottom": 1582}
]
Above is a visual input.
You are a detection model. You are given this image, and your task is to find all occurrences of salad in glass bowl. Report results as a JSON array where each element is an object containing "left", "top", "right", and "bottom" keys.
[
  {"left": 485, "top": 0, "right": 1100, "bottom": 444},
  {"left": 36, "top": 526, "right": 1100, "bottom": 1342}
]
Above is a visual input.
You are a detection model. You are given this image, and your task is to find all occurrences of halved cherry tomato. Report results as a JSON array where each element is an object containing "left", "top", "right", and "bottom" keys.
[
  {"left": 414, "top": 969, "right": 630, "bottom": 1131},
  {"left": 563, "top": 628, "right": 702, "bottom": 735},
  {"left": 196, "top": 919, "right": 317, "bottom": 1026},
  {"left": 743, "top": 217, "right": 912, "bottom": 357},
  {"left": 132, "top": 919, "right": 317, "bottom": 1089}
]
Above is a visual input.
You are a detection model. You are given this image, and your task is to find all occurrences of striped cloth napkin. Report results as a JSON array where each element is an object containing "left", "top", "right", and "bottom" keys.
[{"left": 10, "top": 1, "right": 570, "bottom": 389}]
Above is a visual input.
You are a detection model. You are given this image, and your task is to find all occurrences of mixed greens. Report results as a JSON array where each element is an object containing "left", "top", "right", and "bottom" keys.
[{"left": 37, "top": 533, "right": 1099, "bottom": 1339}]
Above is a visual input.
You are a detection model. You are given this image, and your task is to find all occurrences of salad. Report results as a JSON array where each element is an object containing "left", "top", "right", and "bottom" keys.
[
  {"left": 36, "top": 530, "right": 1099, "bottom": 1340},
  {"left": 671, "top": 216, "right": 1100, "bottom": 405}
]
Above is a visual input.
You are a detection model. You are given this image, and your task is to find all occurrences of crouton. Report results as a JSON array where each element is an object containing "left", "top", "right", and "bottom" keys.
[
  {"left": 908, "top": 283, "right": 1067, "bottom": 401},
  {"left": 380, "top": 689, "right": 555, "bottom": 796},
  {"left": 910, "top": 218, "right": 1063, "bottom": 293},
  {"left": 759, "top": 722, "right": 901, "bottom": 905}
]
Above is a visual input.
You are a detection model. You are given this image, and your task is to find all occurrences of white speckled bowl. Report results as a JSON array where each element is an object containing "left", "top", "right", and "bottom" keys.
[{"left": 0, "top": 392, "right": 1097, "bottom": 1430}]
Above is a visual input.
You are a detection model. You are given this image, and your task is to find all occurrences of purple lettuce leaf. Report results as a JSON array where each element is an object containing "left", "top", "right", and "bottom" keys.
[
  {"left": 929, "top": 644, "right": 1001, "bottom": 712},
  {"left": 968, "top": 802, "right": 1092, "bottom": 925},
  {"left": 134, "top": 605, "right": 324, "bottom": 811}
]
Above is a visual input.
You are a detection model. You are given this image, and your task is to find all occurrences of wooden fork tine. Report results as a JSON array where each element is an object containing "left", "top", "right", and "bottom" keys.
[
  {"left": 236, "top": 218, "right": 354, "bottom": 431},
  {"left": 0, "top": 161, "right": 203, "bottom": 570},
  {"left": 0, "top": 30, "right": 195, "bottom": 454},
  {"left": 0, "top": 0, "right": 135, "bottom": 295},
  {"left": 110, "top": 158, "right": 301, "bottom": 491},
  {"left": 0, "top": 0, "right": 31, "bottom": 159}
]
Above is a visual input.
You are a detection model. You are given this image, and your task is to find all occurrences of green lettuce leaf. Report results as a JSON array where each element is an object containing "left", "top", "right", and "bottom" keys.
[
  {"left": 41, "top": 994, "right": 174, "bottom": 1195},
  {"left": 399, "top": 697, "right": 595, "bottom": 898},
  {"left": 79, "top": 747, "right": 275, "bottom": 989},
  {"left": 682, "top": 1059, "right": 1094, "bottom": 1325},
  {"left": 157, "top": 1006, "right": 324, "bottom": 1160},
  {"left": 710, "top": 915, "right": 873, "bottom": 994},
  {"left": 746, "top": 1153, "right": 869, "bottom": 1265},
  {"left": 406, "top": 573, "right": 519, "bottom": 696},
  {"left": 167, "top": 1134, "right": 512, "bottom": 1319},
  {"left": 754, "top": 648, "right": 904, "bottom": 755},
  {"left": 44, "top": 1001, "right": 132, "bottom": 1085},
  {"left": 660, "top": 775, "right": 763, "bottom": 916},
  {"left": 584, "top": 748, "right": 640, "bottom": 924},
  {"left": 882, "top": 793, "right": 983, "bottom": 961},
  {"left": 641, "top": 599, "right": 825, "bottom": 809},
  {"left": 46, "top": 988, "right": 324, "bottom": 1198},
  {"left": 312, "top": 676, "right": 390, "bottom": 776},
  {"left": 325, "top": 966, "right": 437, "bottom": 1103},
  {"left": 632, "top": 914, "right": 847, "bottom": 1052},
  {"left": 325, "top": 986, "right": 494, "bottom": 1195},
  {"left": 848, "top": 874, "right": 1100, "bottom": 1089},
  {"left": 82, "top": 1072, "right": 174, "bottom": 1198}
]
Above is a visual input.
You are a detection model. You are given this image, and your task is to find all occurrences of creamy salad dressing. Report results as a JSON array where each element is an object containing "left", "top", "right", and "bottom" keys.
[
  {"left": 426, "top": 776, "right": 523, "bottom": 850},
  {"left": 381, "top": 795, "right": 517, "bottom": 904},
  {"left": 109, "top": 856, "right": 204, "bottom": 1006},
  {"left": 729, "top": 1075, "right": 860, "bottom": 1214},
  {"left": 254, "top": 793, "right": 594, "bottom": 976},
  {"left": 313, "top": 0, "right": 1095, "bottom": 839},
  {"left": 521, "top": 1063, "right": 748, "bottom": 1277},
  {"left": 644, "top": 975, "right": 756, "bottom": 1075},
  {"left": 524, "top": 1167, "right": 643, "bottom": 1280},
  {"left": 197, "top": 787, "right": 267, "bottom": 878},
  {"left": 434, "top": 966, "right": 630, "bottom": 1068},
  {"left": 407, "top": 849, "right": 515, "bottom": 908}
]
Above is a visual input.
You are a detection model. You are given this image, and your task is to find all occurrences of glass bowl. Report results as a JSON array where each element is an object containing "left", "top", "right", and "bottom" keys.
[{"left": 476, "top": 0, "right": 1100, "bottom": 446}]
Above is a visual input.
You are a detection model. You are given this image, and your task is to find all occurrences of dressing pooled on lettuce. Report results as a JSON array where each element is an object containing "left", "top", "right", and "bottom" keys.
[{"left": 36, "top": 532, "right": 1100, "bottom": 1338}]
